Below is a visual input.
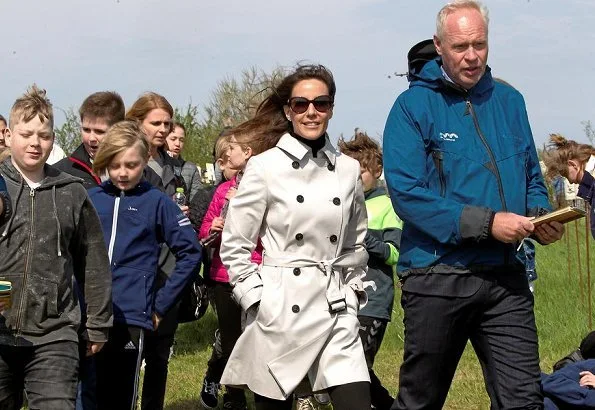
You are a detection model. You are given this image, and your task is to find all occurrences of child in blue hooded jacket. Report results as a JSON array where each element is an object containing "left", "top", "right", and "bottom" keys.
[
  {"left": 0, "top": 174, "right": 9, "bottom": 223},
  {"left": 87, "top": 121, "right": 202, "bottom": 409}
]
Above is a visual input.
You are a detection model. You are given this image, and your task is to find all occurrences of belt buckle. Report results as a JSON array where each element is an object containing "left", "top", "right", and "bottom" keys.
[{"left": 328, "top": 298, "right": 346, "bottom": 313}]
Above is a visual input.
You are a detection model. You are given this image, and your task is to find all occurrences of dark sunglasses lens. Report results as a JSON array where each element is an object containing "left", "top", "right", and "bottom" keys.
[
  {"left": 313, "top": 98, "right": 332, "bottom": 112},
  {"left": 290, "top": 98, "right": 309, "bottom": 114}
]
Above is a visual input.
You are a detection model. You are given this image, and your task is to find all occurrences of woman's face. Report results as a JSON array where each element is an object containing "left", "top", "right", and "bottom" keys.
[
  {"left": 141, "top": 108, "right": 172, "bottom": 150},
  {"left": 284, "top": 79, "right": 333, "bottom": 141},
  {"left": 567, "top": 159, "right": 583, "bottom": 184},
  {"left": 108, "top": 145, "right": 147, "bottom": 191}
]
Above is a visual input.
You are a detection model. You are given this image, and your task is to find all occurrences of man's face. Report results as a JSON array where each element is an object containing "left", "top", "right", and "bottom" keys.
[
  {"left": 434, "top": 7, "right": 488, "bottom": 90},
  {"left": 0, "top": 120, "right": 7, "bottom": 148},
  {"left": 81, "top": 117, "right": 109, "bottom": 159},
  {"left": 7, "top": 116, "right": 54, "bottom": 174}
]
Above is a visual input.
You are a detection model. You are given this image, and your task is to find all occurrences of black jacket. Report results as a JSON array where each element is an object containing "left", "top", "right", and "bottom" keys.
[{"left": 0, "top": 159, "right": 113, "bottom": 345}]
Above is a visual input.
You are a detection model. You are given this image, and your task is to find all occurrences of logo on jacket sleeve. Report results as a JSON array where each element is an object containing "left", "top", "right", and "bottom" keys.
[
  {"left": 177, "top": 213, "right": 192, "bottom": 227},
  {"left": 439, "top": 132, "right": 459, "bottom": 142}
]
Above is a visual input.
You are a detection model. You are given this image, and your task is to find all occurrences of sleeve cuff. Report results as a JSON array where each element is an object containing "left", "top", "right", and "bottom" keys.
[
  {"left": 85, "top": 328, "right": 109, "bottom": 343},
  {"left": 460, "top": 205, "right": 493, "bottom": 242},
  {"left": 231, "top": 273, "right": 263, "bottom": 311}
]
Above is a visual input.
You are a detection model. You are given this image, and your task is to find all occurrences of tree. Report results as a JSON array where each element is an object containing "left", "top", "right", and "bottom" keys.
[
  {"left": 54, "top": 107, "right": 80, "bottom": 156},
  {"left": 175, "top": 65, "right": 286, "bottom": 169},
  {"left": 582, "top": 120, "right": 595, "bottom": 144}
]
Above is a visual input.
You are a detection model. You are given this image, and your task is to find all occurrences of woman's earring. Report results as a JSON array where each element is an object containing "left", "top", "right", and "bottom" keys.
[{"left": 286, "top": 116, "right": 291, "bottom": 122}]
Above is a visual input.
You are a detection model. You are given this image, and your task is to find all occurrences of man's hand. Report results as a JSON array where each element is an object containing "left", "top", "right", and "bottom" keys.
[
  {"left": 180, "top": 205, "right": 190, "bottom": 217},
  {"left": 533, "top": 221, "right": 565, "bottom": 245},
  {"left": 491, "top": 212, "right": 534, "bottom": 243},
  {"left": 86, "top": 341, "right": 105, "bottom": 357},
  {"left": 152, "top": 312, "right": 162, "bottom": 330}
]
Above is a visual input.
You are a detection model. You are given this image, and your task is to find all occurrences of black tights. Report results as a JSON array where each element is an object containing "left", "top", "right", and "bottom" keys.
[{"left": 254, "top": 381, "right": 371, "bottom": 410}]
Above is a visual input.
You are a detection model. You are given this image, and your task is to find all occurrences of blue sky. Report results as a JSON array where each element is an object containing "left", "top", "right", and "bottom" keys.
[{"left": 1, "top": 0, "right": 593, "bottom": 148}]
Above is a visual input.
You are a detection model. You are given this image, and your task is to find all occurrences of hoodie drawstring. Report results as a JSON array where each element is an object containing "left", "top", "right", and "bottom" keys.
[
  {"left": 52, "top": 186, "right": 62, "bottom": 257},
  {"left": 1, "top": 179, "right": 24, "bottom": 239}
]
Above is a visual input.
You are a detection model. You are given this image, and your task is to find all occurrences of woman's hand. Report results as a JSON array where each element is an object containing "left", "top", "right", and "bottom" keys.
[
  {"left": 580, "top": 371, "right": 595, "bottom": 388},
  {"left": 210, "top": 216, "right": 225, "bottom": 233},
  {"left": 180, "top": 205, "right": 189, "bottom": 217}
]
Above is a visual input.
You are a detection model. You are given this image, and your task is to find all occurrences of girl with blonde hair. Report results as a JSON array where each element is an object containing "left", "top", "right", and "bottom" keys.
[{"left": 88, "top": 120, "right": 201, "bottom": 409}]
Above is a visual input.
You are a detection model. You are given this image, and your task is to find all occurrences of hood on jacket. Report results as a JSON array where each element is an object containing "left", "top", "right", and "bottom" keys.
[
  {"left": 0, "top": 158, "right": 84, "bottom": 255},
  {"left": 364, "top": 185, "right": 388, "bottom": 201}
]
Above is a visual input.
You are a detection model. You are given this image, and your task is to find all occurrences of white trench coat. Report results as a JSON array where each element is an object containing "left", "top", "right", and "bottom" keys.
[{"left": 219, "top": 133, "right": 370, "bottom": 400}]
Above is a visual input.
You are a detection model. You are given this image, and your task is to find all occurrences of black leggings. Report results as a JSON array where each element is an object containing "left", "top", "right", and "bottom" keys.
[{"left": 254, "top": 381, "right": 371, "bottom": 410}]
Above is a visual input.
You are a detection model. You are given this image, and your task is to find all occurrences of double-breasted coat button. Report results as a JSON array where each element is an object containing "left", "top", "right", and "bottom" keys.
[
  {"left": 292, "top": 161, "right": 300, "bottom": 169},
  {"left": 327, "top": 163, "right": 335, "bottom": 171},
  {"left": 332, "top": 197, "right": 340, "bottom": 206},
  {"left": 330, "top": 235, "right": 338, "bottom": 243},
  {"left": 295, "top": 233, "right": 304, "bottom": 241},
  {"left": 296, "top": 195, "right": 304, "bottom": 203},
  {"left": 292, "top": 305, "right": 300, "bottom": 313},
  {"left": 293, "top": 268, "right": 301, "bottom": 276}
]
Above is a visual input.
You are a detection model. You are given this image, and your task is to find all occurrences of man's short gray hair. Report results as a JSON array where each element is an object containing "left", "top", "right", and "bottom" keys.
[{"left": 436, "top": 0, "right": 489, "bottom": 40}]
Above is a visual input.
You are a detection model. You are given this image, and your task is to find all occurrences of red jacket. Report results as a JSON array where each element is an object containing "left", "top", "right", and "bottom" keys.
[{"left": 199, "top": 176, "right": 263, "bottom": 283}]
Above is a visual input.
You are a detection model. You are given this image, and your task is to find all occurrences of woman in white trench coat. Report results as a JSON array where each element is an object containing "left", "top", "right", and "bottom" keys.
[{"left": 219, "top": 64, "right": 371, "bottom": 410}]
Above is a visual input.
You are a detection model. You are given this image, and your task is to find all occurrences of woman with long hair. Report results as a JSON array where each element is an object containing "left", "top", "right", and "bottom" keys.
[{"left": 219, "top": 64, "right": 371, "bottom": 410}]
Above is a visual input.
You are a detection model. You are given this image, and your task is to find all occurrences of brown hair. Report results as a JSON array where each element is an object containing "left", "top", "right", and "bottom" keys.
[
  {"left": 79, "top": 91, "right": 125, "bottom": 126},
  {"left": 214, "top": 134, "right": 232, "bottom": 161},
  {"left": 231, "top": 64, "right": 336, "bottom": 155},
  {"left": 173, "top": 122, "right": 186, "bottom": 133},
  {"left": 93, "top": 120, "right": 150, "bottom": 176},
  {"left": 338, "top": 129, "right": 383, "bottom": 175},
  {"left": 0, "top": 114, "right": 6, "bottom": 127},
  {"left": 9, "top": 84, "right": 54, "bottom": 129},
  {"left": 125, "top": 92, "right": 174, "bottom": 132},
  {"left": 543, "top": 133, "right": 595, "bottom": 179}
]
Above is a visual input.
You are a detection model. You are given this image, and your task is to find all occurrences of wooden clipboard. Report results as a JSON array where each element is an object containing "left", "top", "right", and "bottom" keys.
[{"left": 530, "top": 206, "right": 586, "bottom": 227}]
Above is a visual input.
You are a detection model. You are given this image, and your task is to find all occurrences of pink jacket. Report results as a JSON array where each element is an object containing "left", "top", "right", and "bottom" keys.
[{"left": 199, "top": 177, "right": 263, "bottom": 283}]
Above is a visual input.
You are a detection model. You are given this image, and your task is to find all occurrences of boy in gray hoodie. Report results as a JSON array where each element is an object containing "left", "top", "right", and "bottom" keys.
[{"left": 0, "top": 85, "right": 113, "bottom": 409}]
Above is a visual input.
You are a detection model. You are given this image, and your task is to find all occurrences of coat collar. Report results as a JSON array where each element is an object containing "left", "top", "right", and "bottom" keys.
[{"left": 276, "top": 133, "right": 337, "bottom": 166}]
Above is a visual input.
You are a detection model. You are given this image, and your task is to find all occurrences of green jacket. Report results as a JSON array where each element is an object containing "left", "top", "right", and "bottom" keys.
[{"left": 359, "top": 186, "right": 402, "bottom": 320}]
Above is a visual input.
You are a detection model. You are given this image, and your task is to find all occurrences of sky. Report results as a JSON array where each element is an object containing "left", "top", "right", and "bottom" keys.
[{"left": 1, "top": 0, "right": 594, "bottom": 148}]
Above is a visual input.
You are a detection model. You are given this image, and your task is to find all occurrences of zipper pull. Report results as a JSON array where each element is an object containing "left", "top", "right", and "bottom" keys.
[
  {"left": 29, "top": 188, "right": 35, "bottom": 197},
  {"left": 464, "top": 100, "right": 471, "bottom": 116}
]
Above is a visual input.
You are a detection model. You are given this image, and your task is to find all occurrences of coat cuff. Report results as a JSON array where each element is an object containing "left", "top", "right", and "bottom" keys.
[
  {"left": 85, "top": 328, "right": 109, "bottom": 343},
  {"left": 232, "top": 273, "right": 263, "bottom": 311},
  {"left": 460, "top": 205, "right": 493, "bottom": 242}
]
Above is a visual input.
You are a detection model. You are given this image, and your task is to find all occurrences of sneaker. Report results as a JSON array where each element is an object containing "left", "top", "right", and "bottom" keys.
[
  {"left": 313, "top": 392, "right": 331, "bottom": 405},
  {"left": 296, "top": 396, "right": 318, "bottom": 410},
  {"left": 222, "top": 391, "right": 247, "bottom": 410},
  {"left": 222, "top": 401, "right": 248, "bottom": 410},
  {"left": 200, "top": 377, "right": 220, "bottom": 409}
]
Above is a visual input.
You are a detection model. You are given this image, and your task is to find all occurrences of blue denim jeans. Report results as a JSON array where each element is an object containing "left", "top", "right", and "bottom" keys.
[{"left": 0, "top": 340, "right": 79, "bottom": 410}]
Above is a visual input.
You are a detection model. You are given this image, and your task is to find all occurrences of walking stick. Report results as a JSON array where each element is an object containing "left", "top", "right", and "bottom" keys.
[
  {"left": 586, "top": 207, "right": 592, "bottom": 330},
  {"left": 567, "top": 228, "right": 572, "bottom": 282},
  {"left": 576, "top": 220, "right": 584, "bottom": 304}
]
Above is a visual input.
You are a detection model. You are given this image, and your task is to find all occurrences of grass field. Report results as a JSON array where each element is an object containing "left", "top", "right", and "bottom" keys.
[{"left": 161, "top": 220, "right": 595, "bottom": 409}]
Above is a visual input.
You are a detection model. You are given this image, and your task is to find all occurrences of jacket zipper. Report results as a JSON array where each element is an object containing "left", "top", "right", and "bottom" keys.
[
  {"left": 15, "top": 188, "right": 35, "bottom": 338},
  {"left": 432, "top": 151, "right": 446, "bottom": 197},
  {"left": 465, "top": 99, "right": 511, "bottom": 264},
  {"left": 107, "top": 191, "right": 123, "bottom": 264},
  {"left": 465, "top": 99, "right": 507, "bottom": 212}
]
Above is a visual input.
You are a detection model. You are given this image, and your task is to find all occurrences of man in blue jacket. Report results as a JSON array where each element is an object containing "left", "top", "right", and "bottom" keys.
[{"left": 383, "top": 1, "right": 564, "bottom": 409}]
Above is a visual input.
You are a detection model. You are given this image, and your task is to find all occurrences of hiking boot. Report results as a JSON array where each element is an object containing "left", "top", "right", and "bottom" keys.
[
  {"left": 296, "top": 396, "right": 318, "bottom": 410},
  {"left": 200, "top": 377, "right": 219, "bottom": 409}
]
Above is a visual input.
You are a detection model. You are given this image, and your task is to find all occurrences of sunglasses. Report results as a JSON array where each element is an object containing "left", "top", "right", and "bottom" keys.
[{"left": 287, "top": 96, "right": 334, "bottom": 114}]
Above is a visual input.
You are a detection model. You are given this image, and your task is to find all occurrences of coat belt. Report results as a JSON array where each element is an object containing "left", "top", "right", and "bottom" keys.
[{"left": 262, "top": 251, "right": 368, "bottom": 313}]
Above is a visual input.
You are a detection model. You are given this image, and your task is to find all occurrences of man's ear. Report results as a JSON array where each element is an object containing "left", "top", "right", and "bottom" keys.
[
  {"left": 4, "top": 129, "right": 11, "bottom": 147},
  {"left": 433, "top": 34, "right": 443, "bottom": 56}
]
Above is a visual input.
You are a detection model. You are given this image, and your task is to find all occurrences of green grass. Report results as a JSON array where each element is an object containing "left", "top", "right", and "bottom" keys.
[{"left": 162, "top": 220, "right": 595, "bottom": 409}]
